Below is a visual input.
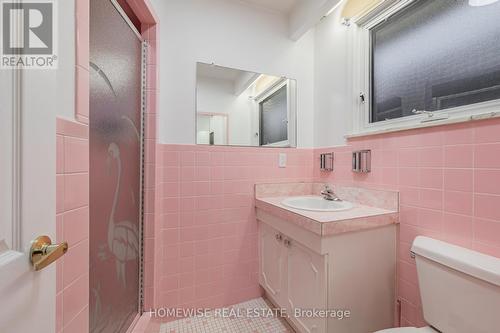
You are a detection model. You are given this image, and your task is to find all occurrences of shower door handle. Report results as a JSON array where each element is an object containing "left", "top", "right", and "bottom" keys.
[{"left": 30, "top": 236, "right": 68, "bottom": 271}]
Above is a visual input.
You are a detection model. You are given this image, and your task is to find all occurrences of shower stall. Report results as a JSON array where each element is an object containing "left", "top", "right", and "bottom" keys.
[{"left": 89, "top": 0, "right": 146, "bottom": 332}]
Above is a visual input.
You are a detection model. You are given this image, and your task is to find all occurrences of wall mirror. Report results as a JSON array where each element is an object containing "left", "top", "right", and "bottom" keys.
[{"left": 196, "top": 62, "right": 297, "bottom": 147}]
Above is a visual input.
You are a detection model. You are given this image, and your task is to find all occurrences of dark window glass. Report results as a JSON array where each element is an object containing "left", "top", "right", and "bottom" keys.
[
  {"left": 371, "top": 0, "right": 500, "bottom": 123},
  {"left": 260, "top": 85, "right": 288, "bottom": 145}
]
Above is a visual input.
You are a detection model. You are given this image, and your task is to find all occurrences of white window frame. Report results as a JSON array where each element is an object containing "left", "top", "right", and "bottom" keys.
[
  {"left": 255, "top": 78, "right": 297, "bottom": 147},
  {"left": 348, "top": 0, "right": 500, "bottom": 138}
]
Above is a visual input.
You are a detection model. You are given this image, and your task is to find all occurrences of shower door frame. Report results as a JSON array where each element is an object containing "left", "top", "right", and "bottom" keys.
[{"left": 103, "top": 0, "right": 148, "bottom": 317}]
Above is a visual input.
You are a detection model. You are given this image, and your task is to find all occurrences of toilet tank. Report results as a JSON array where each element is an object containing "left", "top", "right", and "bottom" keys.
[{"left": 411, "top": 237, "right": 500, "bottom": 333}]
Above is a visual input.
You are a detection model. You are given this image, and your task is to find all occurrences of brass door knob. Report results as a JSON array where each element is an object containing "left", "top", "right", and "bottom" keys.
[{"left": 30, "top": 236, "right": 68, "bottom": 271}]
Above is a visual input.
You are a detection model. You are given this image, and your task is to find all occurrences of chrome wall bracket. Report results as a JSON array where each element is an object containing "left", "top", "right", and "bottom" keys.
[
  {"left": 320, "top": 152, "right": 334, "bottom": 172},
  {"left": 352, "top": 150, "right": 371, "bottom": 173}
]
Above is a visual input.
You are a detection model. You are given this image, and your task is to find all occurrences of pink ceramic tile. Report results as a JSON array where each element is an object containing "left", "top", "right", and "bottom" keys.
[
  {"left": 399, "top": 168, "right": 420, "bottom": 187},
  {"left": 64, "top": 173, "right": 89, "bottom": 211},
  {"left": 56, "top": 292, "right": 63, "bottom": 333},
  {"left": 443, "top": 213, "right": 473, "bottom": 240},
  {"left": 444, "top": 124, "right": 473, "bottom": 145},
  {"left": 163, "top": 182, "right": 180, "bottom": 197},
  {"left": 399, "top": 187, "right": 420, "bottom": 206},
  {"left": 64, "top": 137, "right": 89, "bottom": 173},
  {"left": 398, "top": 149, "right": 419, "bottom": 167},
  {"left": 474, "top": 119, "right": 500, "bottom": 143},
  {"left": 57, "top": 135, "right": 65, "bottom": 174},
  {"left": 444, "top": 145, "right": 474, "bottom": 168},
  {"left": 418, "top": 189, "right": 443, "bottom": 210},
  {"left": 56, "top": 118, "right": 89, "bottom": 138},
  {"left": 398, "top": 279, "right": 420, "bottom": 306},
  {"left": 147, "top": 65, "right": 157, "bottom": 89},
  {"left": 474, "top": 194, "right": 500, "bottom": 221},
  {"left": 147, "top": 90, "right": 157, "bottom": 115},
  {"left": 475, "top": 143, "right": 500, "bottom": 169},
  {"left": 194, "top": 167, "right": 210, "bottom": 181},
  {"left": 195, "top": 152, "right": 211, "bottom": 166},
  {"left": 163, "top": 151, "right": 180, "bottom": 167},
  {"left": 75, "top": 66, "right": 90, "bottom": 121},
  {"left": 62, "top": 306, "right": 89, "bottom": 333},
  {"left": 472, "top": 241, "right": 500, "bottom": 258},
  {"left": 399, "top": 260, "right": 418, "bottom": 285},
  {"left": 418, "top": 147, "right": 443, "bottom": 168},
  {"left": 475, "top": 169, "right": 500, "bottom": 195},
  {"left": 417, "top": 208, "right": 443, "bottom": 232},
  {"left": 145, "top": 113, "right": 157, "bottom": 139},
  {"left": 382, "top": 167, "right": 399, "bottom": 186},
  {"left": 62, "top": 206, "right": 89, "bottom": 246},
  {"left": 419, "top": 168, "right": 443, "bottom": 189},
  {"left": 62, "top": 274, "right": 89, "bottom": 327},
  {"left": 63, "top": 240, "right": 89, "bottom": 288},
  {"left": 56, "top": 175, "right": 65, "bottom": 214},
  {"left": 181, "top": 151, "right": 195, "bottom": 166},
  {"left": 444, "top": 169, "right": 473, "bottom": 192},
  {"left": 444, "top": 191, "right": 473, "bottom": 215},
  {"left": 474, "top": 218, "right": 500, "bottom": 245}
]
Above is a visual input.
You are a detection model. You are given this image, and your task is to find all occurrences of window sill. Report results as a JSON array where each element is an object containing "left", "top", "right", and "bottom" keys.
[{"left": 346, "top": 111, "right": 500, "bottom": 139}]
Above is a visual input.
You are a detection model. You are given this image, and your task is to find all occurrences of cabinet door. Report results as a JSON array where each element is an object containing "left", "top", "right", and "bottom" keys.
[
  {"left": 259, "top": 223, "right": 285, "bottom": 305},
  {"left": 285, "top": 238, "right": 327, "bottom": 333}
]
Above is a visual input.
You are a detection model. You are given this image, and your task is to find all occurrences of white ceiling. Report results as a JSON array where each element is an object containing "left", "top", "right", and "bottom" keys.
[
  {"left": 235, "top": 0, "right": 303, "bottom": 14},
  {"left": 197, "top": 63, "right": 256, "bottom": 83}
]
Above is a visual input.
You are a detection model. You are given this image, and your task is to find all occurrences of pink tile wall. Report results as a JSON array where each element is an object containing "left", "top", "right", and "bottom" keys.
[
  {"left": 155, "top": 144, "right": 314, "bottom": 313},
  {"left": 314, "top": 119, "right": 500, "bottom": 327},
  {"left": 56, "top": 118, "right": 90, "bottom": 333}
]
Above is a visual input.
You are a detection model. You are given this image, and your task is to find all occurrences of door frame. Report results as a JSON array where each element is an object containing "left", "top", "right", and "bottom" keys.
[{"left": 0, "top": 67, "right": 21, "bottom": 252}]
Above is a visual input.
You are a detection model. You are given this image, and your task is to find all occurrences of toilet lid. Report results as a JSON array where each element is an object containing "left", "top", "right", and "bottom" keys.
[{"left": 376, "top": 327, "right": 437, "bottom": 333}]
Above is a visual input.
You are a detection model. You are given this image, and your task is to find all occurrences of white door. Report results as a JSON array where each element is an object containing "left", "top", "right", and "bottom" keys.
[
  {"left": 286, "top": 238, "right": 327, "bottom": 333},
  {"left": 259, "top": 223, "right": 285, "bottom": 305},
  {"left": 0, "top": 58, "right": 61, "bottom": 332}
]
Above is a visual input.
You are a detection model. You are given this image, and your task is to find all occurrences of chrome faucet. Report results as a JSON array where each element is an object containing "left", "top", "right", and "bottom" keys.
[{"left": 321, "top": 185, "right": 342, "bottom": 201}]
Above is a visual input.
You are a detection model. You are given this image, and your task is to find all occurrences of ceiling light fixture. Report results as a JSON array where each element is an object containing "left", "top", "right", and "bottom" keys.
[
  {"left": 469, "top": 0, "right": 499, "bottom": 6},
  {"left": 324, "top": 0, "right": 347, "bottom": 18}
]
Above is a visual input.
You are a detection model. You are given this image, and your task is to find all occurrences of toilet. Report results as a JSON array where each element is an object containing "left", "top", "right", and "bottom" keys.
[{"left": 377, "top": 236, "right": 500, "bottom": 333}]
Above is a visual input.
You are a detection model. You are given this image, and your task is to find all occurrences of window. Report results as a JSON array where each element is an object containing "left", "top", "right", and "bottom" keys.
[
  {"left": 353, "top": 0, "right": 500, "bottom": 134},
  {"left": 259, "top": 84, "right": 288, "bottom": 146}
]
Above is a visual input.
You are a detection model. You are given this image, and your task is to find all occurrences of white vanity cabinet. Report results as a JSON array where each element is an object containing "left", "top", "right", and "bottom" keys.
[
  {"left": 260, "top": 223, "right": 328, "bottom": 333},
  {"left": 260, "top": 223, "right": 286, "bottom": 306},
  {"left": 285, "top": 237, "right": 328, "bottom": 333},
  {"left": 258, "top": 210, "right": 396, "bottom": 333}
]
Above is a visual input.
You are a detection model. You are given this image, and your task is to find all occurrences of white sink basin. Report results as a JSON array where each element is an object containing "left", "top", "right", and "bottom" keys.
[{"left": 281, "top": 196, "right": 353, "bottom": 212}]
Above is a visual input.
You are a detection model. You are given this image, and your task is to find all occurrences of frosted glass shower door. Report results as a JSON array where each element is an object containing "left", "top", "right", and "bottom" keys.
[{"left": 89, "top": 1, "right": 144, "bottom": 332}]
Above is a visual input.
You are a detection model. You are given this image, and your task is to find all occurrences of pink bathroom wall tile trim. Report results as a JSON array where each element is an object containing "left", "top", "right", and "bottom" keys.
[
  {"left": 76, "top": 65, "right": 90, "bottom": 123},
  {"left": 56, "top": 118, "right": 88, "bottom": 138},
  {"left": 314, "top": 117, "right": 500, "bottom": 327},
  {"left": 56, "top": 117, "right": 90, "bottom": 333}
]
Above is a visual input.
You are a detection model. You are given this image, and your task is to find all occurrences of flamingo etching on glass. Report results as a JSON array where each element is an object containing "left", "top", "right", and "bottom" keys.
[{"left": 106, "top": 142, "right": 139, "bottom": 286}]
